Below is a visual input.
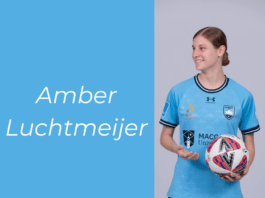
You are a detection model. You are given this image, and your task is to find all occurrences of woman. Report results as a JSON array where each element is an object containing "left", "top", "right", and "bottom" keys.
[{"left": 159, "top": 27, "right": 260, "bottom": 198}]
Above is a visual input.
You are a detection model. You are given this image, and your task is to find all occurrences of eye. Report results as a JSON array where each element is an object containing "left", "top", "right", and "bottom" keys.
[{"left": 192, "top": 47, "right": 205, "bottom": 51}]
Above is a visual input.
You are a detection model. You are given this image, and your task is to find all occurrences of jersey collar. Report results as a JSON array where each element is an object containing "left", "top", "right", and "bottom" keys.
[{"left": 194, "top": 73, "right": 229, "bottom": 93}]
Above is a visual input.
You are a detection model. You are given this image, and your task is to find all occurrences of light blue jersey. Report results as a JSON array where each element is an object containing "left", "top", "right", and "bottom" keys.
[{"left": 160, "top": 74, "right": 260, "bottom": 198}]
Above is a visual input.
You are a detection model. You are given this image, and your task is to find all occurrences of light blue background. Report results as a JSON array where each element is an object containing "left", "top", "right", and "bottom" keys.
[{"left": 0, "top": 1, "right": 154, "bottom": 197}]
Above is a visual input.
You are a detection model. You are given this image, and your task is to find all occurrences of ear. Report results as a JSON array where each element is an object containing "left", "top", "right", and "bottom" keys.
[{"left": 218, "top": 45, "right": 226, "bottom": 57}]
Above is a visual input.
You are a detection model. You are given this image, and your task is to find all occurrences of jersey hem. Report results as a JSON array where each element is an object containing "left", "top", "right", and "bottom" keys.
[
  {"left": 159, "top": 119, "right": 178, "bottom": 128},
  {"left": 241, "top": 125, "right": 260, "bottom": 135}
]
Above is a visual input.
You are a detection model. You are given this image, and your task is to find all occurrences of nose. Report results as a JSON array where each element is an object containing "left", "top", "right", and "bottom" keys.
[{"left": 192, "top": 49, "right": 201, "bottom": 59}]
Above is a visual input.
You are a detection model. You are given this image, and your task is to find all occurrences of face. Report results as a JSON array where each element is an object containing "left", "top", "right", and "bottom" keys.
[{"left": 192, "top": 35, "right": 224, "bottom": 71}]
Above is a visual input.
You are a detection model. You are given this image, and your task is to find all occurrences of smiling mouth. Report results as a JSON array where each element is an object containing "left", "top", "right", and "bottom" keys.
[{"left": 195, "top": 60, "right": 204, "bottom": 63}]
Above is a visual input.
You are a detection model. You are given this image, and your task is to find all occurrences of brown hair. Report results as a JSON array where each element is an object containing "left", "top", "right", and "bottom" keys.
[{"left": 193, "top": 27, "right": 229, "bottom": 66}]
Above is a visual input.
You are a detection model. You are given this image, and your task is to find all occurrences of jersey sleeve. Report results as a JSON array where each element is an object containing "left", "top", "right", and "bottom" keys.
[
  {"left": 159, "top": 88, "right": 179, "bottom": 128},
  {"left": 239, "top": 93, "right": 260, "bottom": 135}
]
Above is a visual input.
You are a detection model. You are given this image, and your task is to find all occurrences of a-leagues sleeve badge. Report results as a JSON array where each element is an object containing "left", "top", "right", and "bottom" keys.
[
  {"left": 162, "top": 102, "right": 169, "bottom": 116},
  {"left": 223, "top": 105, "right": 235, "bottom": 120},
  {"left": 183, "top": 130, "right": 194, "bottom": 148}
]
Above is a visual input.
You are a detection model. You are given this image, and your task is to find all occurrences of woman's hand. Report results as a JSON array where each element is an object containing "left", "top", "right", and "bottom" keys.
[
  {"left": 176, "top": 145, "right": 199, "bottom": 160},
  {"left": 220, "top": 133, "right": 254, "bottom": 182},
  {"left": 160, "top": 126, "right": 199, "bottom": 160},
  {"left": 220, "top": 166, "right": 249, "bottom": 182}
]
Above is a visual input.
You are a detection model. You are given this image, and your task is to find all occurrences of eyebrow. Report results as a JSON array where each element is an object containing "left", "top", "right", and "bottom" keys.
[{"left": 192, "top": 44, "right": 206, "bottom": 47}]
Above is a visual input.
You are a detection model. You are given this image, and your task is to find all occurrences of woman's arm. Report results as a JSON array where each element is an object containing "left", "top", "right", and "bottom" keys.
[
  {"left": 160, "top": 125, "right": 199, "bottom": 160},
  {"left": 243, "top": 133, "right": 255, "bottom": 169},
  {"left": 220, "top": 133, "right": 255, "bottom": 181}
]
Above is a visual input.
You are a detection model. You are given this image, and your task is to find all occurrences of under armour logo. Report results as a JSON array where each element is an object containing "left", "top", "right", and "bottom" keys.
[{"left": 206, "top": 97, "right": 215, "bottom": 102}]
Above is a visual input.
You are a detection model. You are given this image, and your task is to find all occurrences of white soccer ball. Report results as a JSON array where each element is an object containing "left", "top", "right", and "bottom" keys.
[{"left": 205, "top": 134, "right": 249, "bottom": 177}]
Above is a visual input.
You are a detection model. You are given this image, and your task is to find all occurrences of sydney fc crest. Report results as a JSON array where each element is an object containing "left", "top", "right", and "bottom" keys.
[
  {"left": 183, "top": 130, "right": 194, "bottom": 148},
  {"left": 223, "top": 105, "right": 235, "bottom": 120}
]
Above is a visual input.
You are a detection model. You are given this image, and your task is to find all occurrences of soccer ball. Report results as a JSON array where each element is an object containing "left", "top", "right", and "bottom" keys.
[{"left": 205, "top": 134, "right": 249, "bottom": 177}]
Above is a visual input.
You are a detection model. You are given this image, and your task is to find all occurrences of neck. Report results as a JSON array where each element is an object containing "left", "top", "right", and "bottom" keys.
[{"left": 198, "top": 67, "right": 225, "bottom": 89}]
